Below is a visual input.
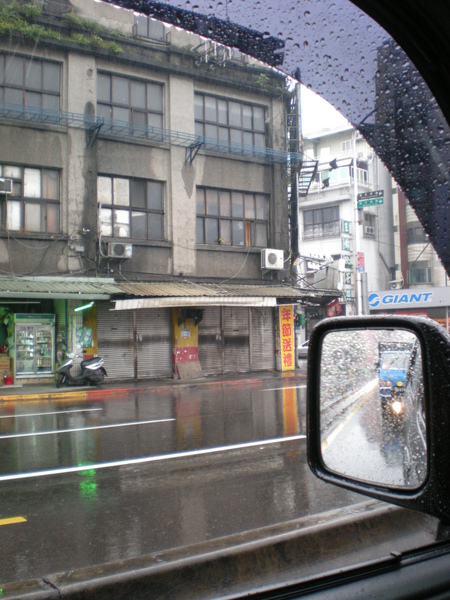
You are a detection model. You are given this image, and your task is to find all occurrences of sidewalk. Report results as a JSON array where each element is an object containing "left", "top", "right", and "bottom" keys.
[{"left": 0, "top": 367, "right": 307, "bottom": 402}]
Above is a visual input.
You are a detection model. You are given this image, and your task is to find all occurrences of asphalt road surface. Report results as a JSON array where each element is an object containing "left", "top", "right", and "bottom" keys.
[{"left": 0, "top": 378, "right": 367, "bottom": 586}]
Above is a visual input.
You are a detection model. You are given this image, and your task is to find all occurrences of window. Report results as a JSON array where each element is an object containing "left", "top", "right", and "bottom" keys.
[
  {"left": 320, "top": 167, "right": 351, "bottom": 187},
  {"left": 98, "top": 176, "right": 164, "bottom": 240},
  {"left": 408, "top": 261, "right": 433, "bottom": 285},
  {"left": 303, "top": 206, "right": 340, "bottom": 239},
  {"left": 0, "top": 53, "right": 60, "bottom": 111},
  {"left": 407, "top": 225, "right": 428, "bottom": 244},
  {"left": 341, "top": 140, "right": 352, "bottom": 154},
  {"left": 97, "top": 73, "right": 163, "bottom": 130},
  {"left": 0, "top": 165, "right": 60, "bottom": 233},
  {"left": 194, "top": 93, "right": 265, "bottom": 149},
  {"left": 134, "top": 15, "right": 165, "bottom": 41},
  {"left": 196, "top": 188, "right": 268, "bottom": 247}
]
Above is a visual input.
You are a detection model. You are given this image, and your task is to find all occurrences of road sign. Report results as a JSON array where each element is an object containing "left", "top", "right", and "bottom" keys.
[{"left": 357, "top": 190, "right": 384, "bottom": 208}]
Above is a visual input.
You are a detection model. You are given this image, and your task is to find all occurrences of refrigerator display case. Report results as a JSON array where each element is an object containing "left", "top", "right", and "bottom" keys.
[{"left": 13, "top": 314, "right": 55, "bottom": 379}]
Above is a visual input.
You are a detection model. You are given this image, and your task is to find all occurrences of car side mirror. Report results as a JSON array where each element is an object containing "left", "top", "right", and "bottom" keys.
[{"left": 307, "top": 315, "right": 450, "bottom": 523}]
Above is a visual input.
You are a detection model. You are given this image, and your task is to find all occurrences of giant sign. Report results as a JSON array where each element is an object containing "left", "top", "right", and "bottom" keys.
[{"left": 369, "top": 288, "right": 450, "bottom": 310}]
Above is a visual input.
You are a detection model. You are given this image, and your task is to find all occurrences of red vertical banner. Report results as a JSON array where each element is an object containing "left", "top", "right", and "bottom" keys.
[{"left": 276, "top": 305, "right": 295, "bottom": 371}]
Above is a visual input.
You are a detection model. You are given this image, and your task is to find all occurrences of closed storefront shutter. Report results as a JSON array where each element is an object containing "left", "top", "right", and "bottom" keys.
[
  {"left": 97, "top": 301, "right": 134, "bottom": 380},
  {"left": 136, "top": 308, "right": 172, "bottom": 378},
  {"left": 198, "top": 306, "right": 223, "bottom": 375},
  {"left": 223, "top": 306, "right": 250, "bottom": 373},
  {"left": 251, "top": 308, "right": 276, "bottom": 371}
]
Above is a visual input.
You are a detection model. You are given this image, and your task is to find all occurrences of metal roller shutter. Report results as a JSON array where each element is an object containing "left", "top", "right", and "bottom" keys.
[
  {"left": 198, "top": 307, "right": 223, "bottom": 375},
  {"left": 251, "top": 308, "right": 276, "bottom": 371},
  {"left": 97, "top": 301, "right": 134, "bottom": 380},
  {"left": 136, "top": 308, "right": 172, "bottom": 378},
  {"left": 223, "top": 306, "right": 250, "bottom": 373}
]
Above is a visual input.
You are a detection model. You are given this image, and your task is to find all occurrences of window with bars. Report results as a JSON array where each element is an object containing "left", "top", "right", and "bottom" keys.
[
  {"left": 196, "top": 188, "right": 269, "bottom": 247},
  {"left": 0, "top": 53, "right": 61, "bottom": 111},
  {"left": 194, "top": 93, "right": 266, "bottom": 149},
  {"left": 98, "top": 176, "right": 164, "bottom": 241},
  {"left": 97, "top": 72, "right": 163, "bottom": 130},
  {"left": 303, "top": 206, "right": 340, "bottom": 239},
  {"left": 0, "top": 165, "right": 60, "bottom": 234}
]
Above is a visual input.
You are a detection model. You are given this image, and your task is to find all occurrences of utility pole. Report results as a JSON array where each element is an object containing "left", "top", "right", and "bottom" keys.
[{"left": 352, "top": 129, "right": 363, "bottom": 315}]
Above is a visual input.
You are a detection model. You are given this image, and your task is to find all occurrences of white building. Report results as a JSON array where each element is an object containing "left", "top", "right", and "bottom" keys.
[{"left": 298, "top": 124, "right": 395, "bottom": 318}]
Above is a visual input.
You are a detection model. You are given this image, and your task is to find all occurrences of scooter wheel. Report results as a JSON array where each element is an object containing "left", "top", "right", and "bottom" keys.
[{"left": 56, "top": 374, "right": 66, "bottom": 388}]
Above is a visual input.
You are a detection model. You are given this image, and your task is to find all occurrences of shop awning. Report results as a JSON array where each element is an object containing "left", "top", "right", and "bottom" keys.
[
  {"left": 112, "top": 282, "right": 341, "bottom": 310},
  {"left": 0, "top": 277, "right": 121, "bottom": 300}
]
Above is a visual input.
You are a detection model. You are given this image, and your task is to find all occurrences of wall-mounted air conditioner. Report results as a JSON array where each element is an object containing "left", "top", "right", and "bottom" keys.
[
  {"left": 364, "top": 225, "right": 375, "bottom": 236},
  {"left": 107, "top": 242, "right": 133, "bottom": 259},
  {"left": 261, "top": 248, "right": 284, "bottom": 270},
  {"left": 0, "top": 178, "right": 12, "bottom": 194}
]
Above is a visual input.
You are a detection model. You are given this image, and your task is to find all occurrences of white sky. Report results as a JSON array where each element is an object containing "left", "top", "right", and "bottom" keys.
[{"left": 301, "top": 86, "right": 350, "bottom": 137}]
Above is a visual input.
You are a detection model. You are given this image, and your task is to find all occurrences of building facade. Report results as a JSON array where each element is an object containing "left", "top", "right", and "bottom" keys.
[
  {"left": 0, "top": 0, "right": 336, "bottom": 383},
  {"left": 297, "top": 123, "right": 395, "bottom": 334}
]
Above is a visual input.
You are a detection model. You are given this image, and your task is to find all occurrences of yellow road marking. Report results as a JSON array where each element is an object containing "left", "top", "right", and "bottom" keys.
[{"left": 0, "top": 516, "right": 27, "bottom": 526}]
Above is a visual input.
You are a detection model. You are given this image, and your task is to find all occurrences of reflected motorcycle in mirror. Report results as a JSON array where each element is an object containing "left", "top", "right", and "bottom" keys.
[
  {"left": 56, "top": 353, "right": 107, "bottom": 387},
  {"left": 318, "top": 326, "right": 426, "bottom": 489}
]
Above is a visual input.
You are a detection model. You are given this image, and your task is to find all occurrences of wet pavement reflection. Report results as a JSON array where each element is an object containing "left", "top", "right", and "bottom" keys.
[
  {"left": 0, "top": 380, "right": 307, "bottom": 476},
  {"left": 0, "top": 378, "right": 368, "bottom": 585}
]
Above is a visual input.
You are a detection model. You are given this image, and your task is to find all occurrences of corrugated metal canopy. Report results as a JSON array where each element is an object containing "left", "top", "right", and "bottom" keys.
[
  {"left": 0, "top": 277, "right": 121, "bottom": 299},
  {"left": 112, "top": 282, "right": 340, "bottom": 310}
]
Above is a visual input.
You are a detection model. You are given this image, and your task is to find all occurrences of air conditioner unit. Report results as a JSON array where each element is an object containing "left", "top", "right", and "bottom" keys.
[
  {"left": 107, "top": 242, "right": 133, "bottom": 259},
  {"left": 364, "top": 225, "right": 375, "bottom": 236},
  {"left": 0, "top": 178, "right": 12, "bottom": 194},
  {"left": 261, "top": 248, "right": 284, "bottom": 270}
]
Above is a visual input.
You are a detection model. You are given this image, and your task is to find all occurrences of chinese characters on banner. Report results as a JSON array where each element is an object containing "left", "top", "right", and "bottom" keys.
[{"left": 277, "top": 305, "right": 295, "bottom": 371}]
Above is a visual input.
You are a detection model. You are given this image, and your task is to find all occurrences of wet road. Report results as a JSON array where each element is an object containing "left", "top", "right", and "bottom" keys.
[
  {"left": 0, "top": 378, "right": 366, "bottom": 585},
  {"left": 322, "top": 379, "right": 427, "bottom": 488}
]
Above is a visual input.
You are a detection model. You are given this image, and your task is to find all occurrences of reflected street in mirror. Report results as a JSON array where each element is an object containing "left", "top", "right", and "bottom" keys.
[{"left": 320, "top": 328, "right": 427, "bottom": 489}]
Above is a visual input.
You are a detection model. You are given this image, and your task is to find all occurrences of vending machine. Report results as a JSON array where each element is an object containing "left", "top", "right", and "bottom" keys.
[{"left": 12, "top": 314, "right": 55, "bottom": 379}]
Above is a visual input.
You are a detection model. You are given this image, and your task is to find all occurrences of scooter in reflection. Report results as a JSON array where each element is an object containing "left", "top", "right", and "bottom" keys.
[{"left": 56, "top": 352, "right": 107, "bottom": 387}]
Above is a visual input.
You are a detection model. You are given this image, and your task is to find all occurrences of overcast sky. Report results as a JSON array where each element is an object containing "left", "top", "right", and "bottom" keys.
[{"left": 301, "top": 86, "right": 350, "bottom": 137}]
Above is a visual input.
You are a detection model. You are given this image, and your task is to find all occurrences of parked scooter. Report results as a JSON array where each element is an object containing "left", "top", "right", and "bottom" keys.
[{"left": 56, "top": 351, "right": 107, "bottom": 387}]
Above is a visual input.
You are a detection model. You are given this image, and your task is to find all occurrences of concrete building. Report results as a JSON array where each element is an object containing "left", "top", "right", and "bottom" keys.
[
  {"left": 0, "top": 0, "right": 336, "bottom": 383},
  {"left": 297, "top": 123, "right": 395, "bottom": 333}
]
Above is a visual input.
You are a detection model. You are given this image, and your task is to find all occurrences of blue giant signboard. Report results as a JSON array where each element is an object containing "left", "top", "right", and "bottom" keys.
[{"left": 368, "top": 288, "right": 450, "bottom": 310}]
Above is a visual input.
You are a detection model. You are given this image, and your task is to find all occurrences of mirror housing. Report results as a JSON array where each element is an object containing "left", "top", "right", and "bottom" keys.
[{"left": 307, "top": 315, "right": 450, "bottom": 523}]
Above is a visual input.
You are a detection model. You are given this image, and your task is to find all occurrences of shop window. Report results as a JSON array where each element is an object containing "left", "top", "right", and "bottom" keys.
[
  {"left": 196, "top": 188, "right": 268, "bottom": 247},
  {"left": 98, "top": 176, "right": 164, "bottom": 241},
  {"left": 0, "top": 53, "right": 61, "bottom": 111},
  {"left": 0, "top": 164, "right": 60, "bottom": 234}
]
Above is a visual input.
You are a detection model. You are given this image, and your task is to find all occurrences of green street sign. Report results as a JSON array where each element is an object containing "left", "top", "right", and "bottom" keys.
[{"left": 357, "top": 190, "right": 384, "bottom": 208}]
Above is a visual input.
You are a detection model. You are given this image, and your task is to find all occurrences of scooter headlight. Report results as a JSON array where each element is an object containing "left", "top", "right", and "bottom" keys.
[{"left": 391, "top": 400, "right": 403, "bottom": 415}]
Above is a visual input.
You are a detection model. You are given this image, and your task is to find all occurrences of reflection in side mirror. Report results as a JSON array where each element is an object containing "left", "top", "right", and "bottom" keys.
[{"left": 320, "top": 328, "right": 427, "bottom": 490}]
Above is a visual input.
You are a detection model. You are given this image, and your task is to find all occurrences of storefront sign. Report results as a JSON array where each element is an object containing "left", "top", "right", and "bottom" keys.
[
  {"left": 368, "top": 287, "right": 450, "bottom": 310},
  {"left": 357, "top": 251, "right": 365, "bottom": 273},
  {"left": 277, "top": 305, "right": 294, "bottom": 371}
]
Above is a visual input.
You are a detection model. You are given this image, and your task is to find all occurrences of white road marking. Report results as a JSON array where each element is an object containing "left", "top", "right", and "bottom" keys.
[
  {"left": 0, "top": 418, "right": 175, "bottom": 439},
  {"left": 0, "top": 408, "right": 103, "bottom": 419},
  {"left": 263, "top": 385, "right": 306, "bottom": 392},
  {"left": 0, "top": 434, "right": 306, "bottom": 482},
  {"left": 321, "top": 382, "right": 377, "bottom": 453}
]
